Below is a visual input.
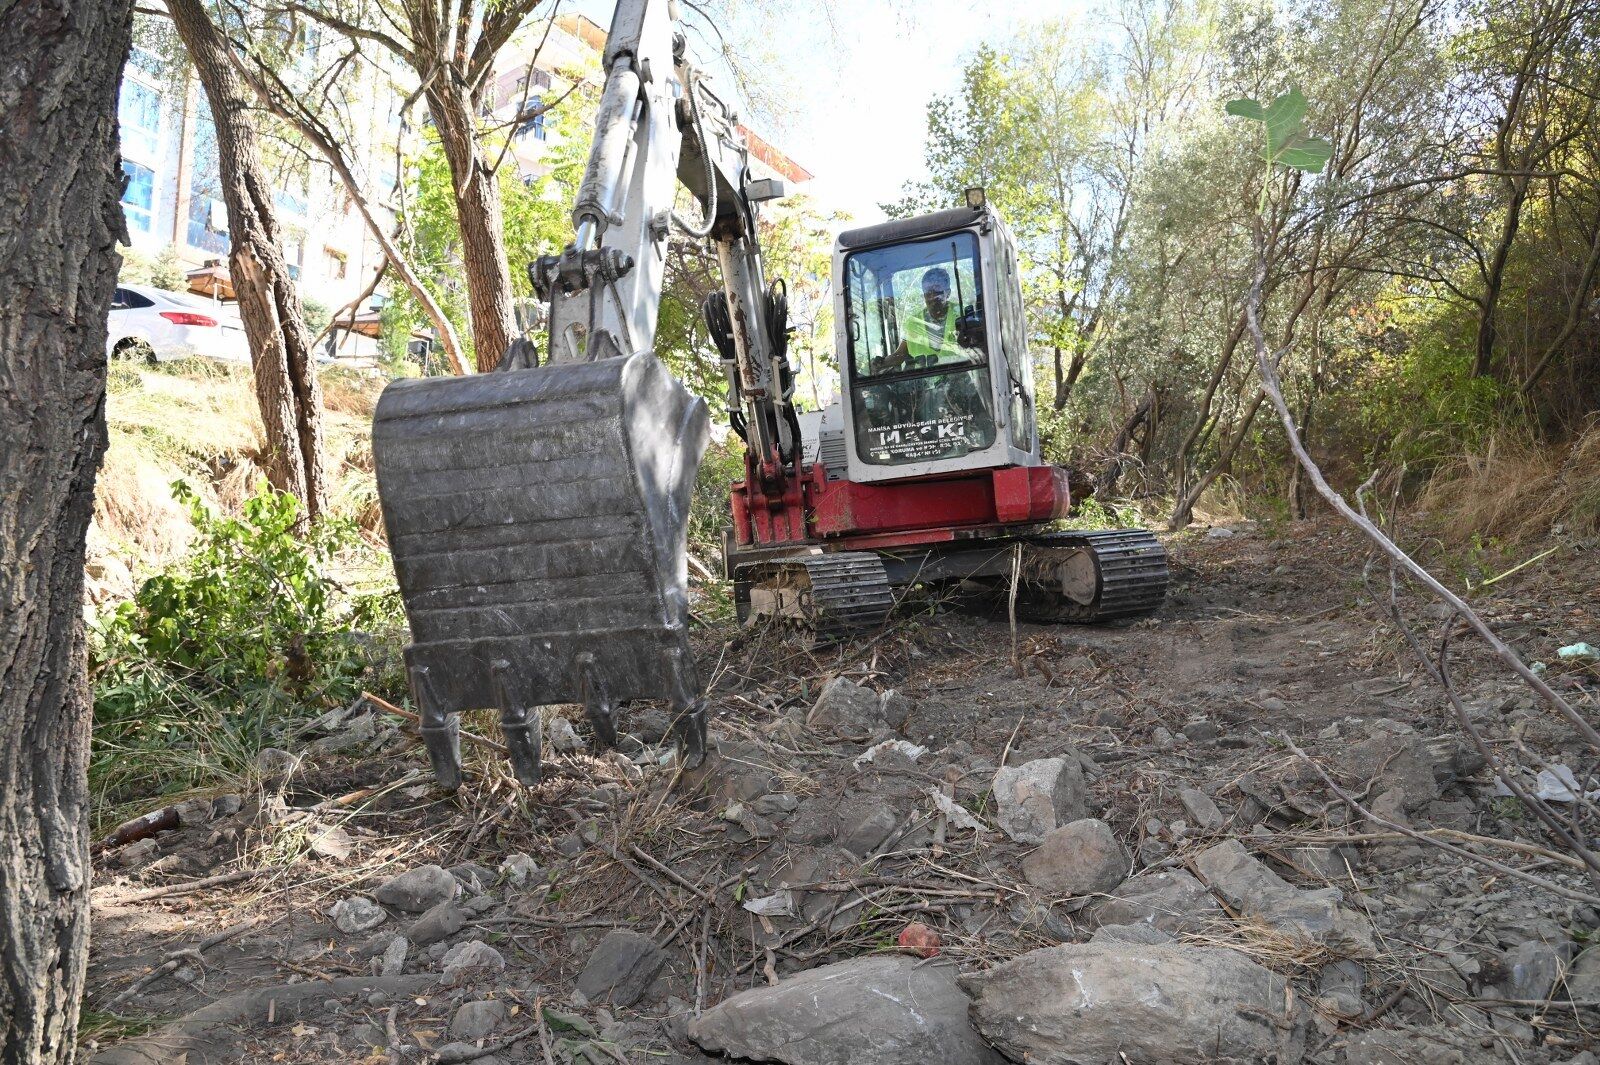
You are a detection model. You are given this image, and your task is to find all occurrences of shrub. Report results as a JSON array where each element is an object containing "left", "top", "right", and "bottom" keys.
[{"left": 89, "top": 481, "right": 406, "bottom": 807}]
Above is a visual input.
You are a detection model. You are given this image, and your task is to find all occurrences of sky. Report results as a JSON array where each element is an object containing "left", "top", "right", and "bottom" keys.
[{"left": 571, "top": 0, "right": 1094, "bottom": 224}]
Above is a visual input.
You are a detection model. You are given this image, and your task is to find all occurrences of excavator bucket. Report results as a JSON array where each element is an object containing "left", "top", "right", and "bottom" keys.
[{"left": 371, "top": 351, "right": 711, "bottom": 790}]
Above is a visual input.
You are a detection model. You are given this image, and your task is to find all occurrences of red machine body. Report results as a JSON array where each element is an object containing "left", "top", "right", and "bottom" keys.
[{"left": 729, "top": 458, "right": 1074, "bottom": 553}]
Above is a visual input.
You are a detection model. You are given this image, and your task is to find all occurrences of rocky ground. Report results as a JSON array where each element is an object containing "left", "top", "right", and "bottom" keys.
[{"left": 83, "top": 519, "right": 1600, "bottom": 1064}]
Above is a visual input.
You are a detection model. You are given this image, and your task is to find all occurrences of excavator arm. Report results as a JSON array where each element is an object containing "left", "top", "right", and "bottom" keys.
[
  {"left": 530, "top": 0, "right": 796, "bottom": 470},
  {"left": 370, "top": 0, "right": 794, "bottom": 790}
]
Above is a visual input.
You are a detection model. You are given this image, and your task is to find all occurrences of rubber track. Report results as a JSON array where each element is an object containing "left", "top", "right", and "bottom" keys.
[
  {"left": 739, "top": 552, "right": 895, "bottom": 642},
  {"left": 1013, "top": 529, "right": 1169, "bottom": 623}
]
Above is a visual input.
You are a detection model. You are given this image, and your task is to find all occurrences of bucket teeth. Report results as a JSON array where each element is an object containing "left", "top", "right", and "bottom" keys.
[
  {"left": 672, "top": 699, "right": 709, "bottom": 770},
  {"left": 576, "top": 653, "right": 619, "bottom": 749},
  {"left": 491, "top": 659, "right": 542, "bottom": 786},
  {"left": 411, "top": 665, "right": 463, "bottom": 792}
]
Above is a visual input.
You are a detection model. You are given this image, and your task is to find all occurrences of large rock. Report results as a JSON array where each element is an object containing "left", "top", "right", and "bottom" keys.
[
  {"left": 373, "top": 865, "right": 459, "bottom": 913},
  {"left": 689, "top": 955, "right": 1003, "bottom": 1065},
  {"left": 328, "top": 896, "right": 388, "bottom": 934},
  {"left": 1193, "top": 840, "right": 1376, "bottom": 957},
  {"left": 992, "top": 756, "right": 1090, "bottom": 844},
  {"left": 807, "top": 677, "right": 901, "bottom": 737},
  {"left": 1341, "top": 729, "right": 1439, "bottom": 812},
  {"left": 1082, "top": 870, "right": 1223, "bottom": 935},
  {"left": 1022, "top": 818, "right": 1127, "bottom": 895},
  {"left": 576, "top": 931, "right": 667, "bottom": 1008},
  {"left": 450, "top": 999, "right": 508, "bottom": 1042},
  {"left": 964, "top": 942, "right": 1306, "bottom": 1064}
]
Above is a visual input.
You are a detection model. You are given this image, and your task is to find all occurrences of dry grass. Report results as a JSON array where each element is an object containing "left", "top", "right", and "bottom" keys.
[
  {"left": 319, "top": 367, "right": 386, "bottom": 417},
  {"left": 1420, "top": 423, "right": 1600, "bottom": 544},
  {"left": 95, "top": 360, "right": 385, "bottom": 571}
]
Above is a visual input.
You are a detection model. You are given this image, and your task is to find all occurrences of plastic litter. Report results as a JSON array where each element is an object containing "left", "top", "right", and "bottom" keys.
[
  {"left": 852, "top": 739, "right": 928, "bottom": 768},
  {"left": 1557, "top": 642, "right": 1599, "bottom": 661},
  {"left": 741, "top": 891, "right": 795, "bottom": 917},
  {"left": 1493, "top": 764, "right": 1600, "bottom": 803},
  {"left": 926, "top": 787, "right": 988, "bottom": 833}
]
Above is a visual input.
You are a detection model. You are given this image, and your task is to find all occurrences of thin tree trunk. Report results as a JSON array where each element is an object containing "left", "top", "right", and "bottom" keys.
[
  {"left": 426, "top": 77, "right": 517, "bottom": 372},
  {"left": 1472, "top": 172, "right": 1531, "bottom": 379},
  {"left": 0, "top": 0, "right": 129, "bottom": 1057},
  {"left": 1168, "top": 390, "right": 1268, "bottom": 530},
  {"left": 222, "top": 44, "right": 469, "bottom": 376},
  {"left": 168, "top": 0, "right": 327, "bottom": 517}
]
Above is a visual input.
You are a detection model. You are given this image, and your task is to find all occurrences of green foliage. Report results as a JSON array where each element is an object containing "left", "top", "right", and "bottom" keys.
[
  {"left": 387, "top": 127, "right": 572, "bottom": 368},
  {"left": 117, "top": 243, "right": 186, "bottom": 291},
  {"left": 1225, "top": 89, "right": 1333, "bottom": 174},
  {"left": 90, "top": 482, "right": 405, "bottom": 804},
  {"left": 301, "top": 297, "right": 333, "bottom": 337}
]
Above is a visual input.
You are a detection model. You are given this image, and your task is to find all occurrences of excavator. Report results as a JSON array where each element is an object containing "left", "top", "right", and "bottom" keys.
[{"left": 371, "top": 0, "right": 1168, "bottom": 790}]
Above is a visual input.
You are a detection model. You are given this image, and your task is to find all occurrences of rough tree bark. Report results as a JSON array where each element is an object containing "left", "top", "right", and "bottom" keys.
[
  {"left": 425, "top": 73, "right": 518, "bottom": 372},
  {"left": 168, "top": 0, "right": 328, "bottom": 518},
  {"left": 0, "top": 0, "right": 131, "bottom": 1058}
]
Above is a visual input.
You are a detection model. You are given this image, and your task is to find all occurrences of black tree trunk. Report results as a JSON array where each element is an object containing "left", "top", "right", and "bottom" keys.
[{"left": 0, "top": 0, "right": 131, "bottom": 1058}]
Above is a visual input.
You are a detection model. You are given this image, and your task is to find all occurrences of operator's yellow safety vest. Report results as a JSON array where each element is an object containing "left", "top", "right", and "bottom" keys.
[{"left": 903, "top": 303, "right": 963, "bottom": 363}]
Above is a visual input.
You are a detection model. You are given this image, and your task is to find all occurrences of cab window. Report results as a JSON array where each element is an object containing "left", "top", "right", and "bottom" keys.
[{"left": 844, "top": 232, "right": 996, "bottom": 466}]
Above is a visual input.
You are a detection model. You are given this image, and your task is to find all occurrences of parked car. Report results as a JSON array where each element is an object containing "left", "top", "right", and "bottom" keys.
[{"left": 107, "top": 283, "right": 250, "bottom": 364}]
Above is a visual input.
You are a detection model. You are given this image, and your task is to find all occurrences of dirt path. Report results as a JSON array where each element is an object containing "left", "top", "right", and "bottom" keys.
[{"left": 82, "top": 521, "right": 1600, "bottom": 1064}]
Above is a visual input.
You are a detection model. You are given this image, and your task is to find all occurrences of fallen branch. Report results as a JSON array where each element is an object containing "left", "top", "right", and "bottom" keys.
[
  {"left": 362, "top": 691, "right": 509, "bottom": 755},
  {"left": 102, "top": 868, "right": 257, "bottom": 903},
  {"left": 106, "top": 916, "right": 266, "bottom": 1007},
  {"left": 1282, "top": 734, "right": 1600, "bottom": 906}
]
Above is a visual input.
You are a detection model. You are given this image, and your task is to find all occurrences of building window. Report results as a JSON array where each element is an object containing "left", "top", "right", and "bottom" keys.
[
  {"left": 119, "top": 79, "right": 162, "bottom": 162},
  {"left": 516, "top": 96, "right": 546, "bottom": 141},
  {"left": 186, "top": 110, "right": 230, "bottom": 254},
  {"left": 326, "top": 248, "right": 347, "bottom": 280},
  {"left": 121, "top": 160, "right": 155, "bottom": 234}
]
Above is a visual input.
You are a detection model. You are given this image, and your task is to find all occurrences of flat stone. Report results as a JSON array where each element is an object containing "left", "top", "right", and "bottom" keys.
[
  {"left": 1089, "top": 922, "right": 1173, "bottom": 945},
  {"left": 992, "top": 756, "right": 1090, "bottom": 844},
  {"left": 406, "top": 901, "right": 467, "bottom": 947},
  {"left": 1193, "top": 840, "right": 1375, "bottom": 957},
  {"left": 1498, "top": 939, "right": 1565, "bottom": 1001},
  {"left": 373, "top": 864, "right": 459, "bottom": 913},
  {"left": 838, "top": 807, "right": 899, "bottom": 856},
  {"left": 379, "top": 935, "right": 409, "bottom": 977},
  {"left": 450, "top": 999, "right": 508, "bottom": 1042},
  {"left": 329, "top": 896, "right": 388, "bottom": 934},
  {"left": 1082, "top": 870, "right": 1224, "bottom": 934},
  {"left": 964, "top": 942, "right": 1306, "bottom": 1064},
  {"left": 1342, "top": 731, "right": 1438, "bottom": 812},
  {"left": 1021, "top": 818, "right": 1127, "bottom": 895},
  {"left": 549, "top": 716, "right": 586, "bottom": 753},
  {"left": 689, "top": 955, "right": 1003, "bottom": 1065},
  {"left": 439, "top": 940, "right": 505, "bottom": 985},
  {"left": 576, "top": 930, "right": 667, "bottom": 1008},
  {"left": 499, "top": 853, "right": 540, "bottom": 887},
  {"left": 1178, "top": 787, "right": 1225, "bottom": 831},
  {"left": 807, "top": 677, "right": 886, "bottom": 737}
]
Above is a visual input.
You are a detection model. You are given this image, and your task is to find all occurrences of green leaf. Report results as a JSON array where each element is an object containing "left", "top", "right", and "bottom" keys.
[
  {"left": 1225, "top": 98, "right": 1265, "bottom": 120},
  {"left": 1262, "top": 89, "right": 1310, "bottom": 160},
  {"left": 1277, "top": 135, "right": 1333, "bottom": 173}
]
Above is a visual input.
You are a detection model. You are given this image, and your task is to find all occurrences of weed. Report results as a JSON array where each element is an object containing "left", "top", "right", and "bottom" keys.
[{"left": 89, "top": 481, "right": 407, "bottom": 810}]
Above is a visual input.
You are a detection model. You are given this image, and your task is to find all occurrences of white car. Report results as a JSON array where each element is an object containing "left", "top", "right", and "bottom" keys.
[{"left": 107, "top": 283, "right": 251, "bottom": 364}]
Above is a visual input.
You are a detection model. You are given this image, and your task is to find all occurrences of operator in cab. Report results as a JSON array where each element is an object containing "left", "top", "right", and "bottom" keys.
[{"left": 884, "top": 267, "right": 971, "bottom": 371}]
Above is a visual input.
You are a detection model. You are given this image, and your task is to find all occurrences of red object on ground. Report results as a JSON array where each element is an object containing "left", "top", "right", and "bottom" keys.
[{"left": 898, "top": 922, "right": 942, "bottom": 958}]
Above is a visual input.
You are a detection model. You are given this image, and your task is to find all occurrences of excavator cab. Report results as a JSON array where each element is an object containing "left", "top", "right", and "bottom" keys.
[{"left": 837, "top": 202, "right": 1038, "bottom": 484}]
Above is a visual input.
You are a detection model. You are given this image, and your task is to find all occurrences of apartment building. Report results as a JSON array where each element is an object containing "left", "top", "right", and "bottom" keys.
[
  {"left": 118, "top": 39, "right": 395, "bottom": 323},
  {"left": 114, "top": 13, "right": 807, "bottom": 358}
]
